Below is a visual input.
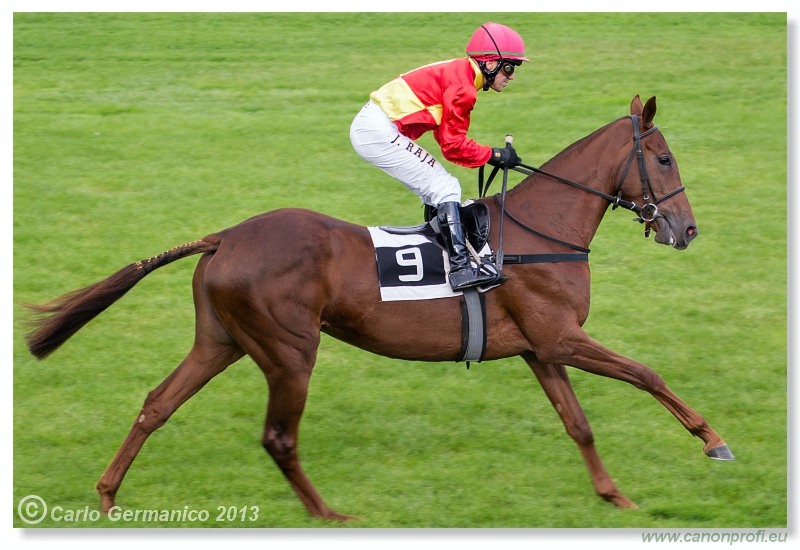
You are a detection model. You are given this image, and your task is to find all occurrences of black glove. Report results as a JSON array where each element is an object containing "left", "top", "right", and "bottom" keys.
[{"left": 488, "top": 143, "right": 521, "bottom": 168}]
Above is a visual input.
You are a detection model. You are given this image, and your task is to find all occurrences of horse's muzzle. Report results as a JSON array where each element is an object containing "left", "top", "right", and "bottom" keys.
[{"left": 653, "top": 216, "right": 698, "bottom": 250}]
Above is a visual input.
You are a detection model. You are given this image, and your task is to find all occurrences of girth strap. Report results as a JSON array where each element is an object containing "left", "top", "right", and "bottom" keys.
[{"left": 459, "top": 288, "right": 487, "bottom": 365}]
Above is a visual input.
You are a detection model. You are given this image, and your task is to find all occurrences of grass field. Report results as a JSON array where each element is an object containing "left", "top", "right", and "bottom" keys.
[{"left": 12, "top": 12, "right": 786, "bottom": 532}]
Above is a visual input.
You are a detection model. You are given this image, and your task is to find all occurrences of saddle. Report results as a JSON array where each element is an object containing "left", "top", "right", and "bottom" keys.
[{"left": 379, "top": 201, "right": 491, "bottom": 253}]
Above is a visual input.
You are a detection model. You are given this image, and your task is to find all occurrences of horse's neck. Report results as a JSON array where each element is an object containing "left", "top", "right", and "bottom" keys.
[{"left": 505, "top": 121, "right": 625, "bottom": 251}]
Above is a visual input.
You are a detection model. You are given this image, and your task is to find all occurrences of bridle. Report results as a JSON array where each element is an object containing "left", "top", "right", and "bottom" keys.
[
  {"left": 479, "top": 115, "right": 687, "bottom": 245},
  {"left": 609, "top": 115, "right": 686, "bottom": 237}
]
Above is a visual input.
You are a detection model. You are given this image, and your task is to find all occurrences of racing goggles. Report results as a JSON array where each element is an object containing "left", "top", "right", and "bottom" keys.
[{"left": 501, "top": 60, "right": 521, "bottom": 76}]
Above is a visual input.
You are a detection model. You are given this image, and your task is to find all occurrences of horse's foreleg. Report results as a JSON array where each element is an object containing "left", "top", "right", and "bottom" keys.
[
  {"left": 96, "top": 345, "right": 243, "bottom": 512},
  {"left": 524, "top": 354, "right": 636, "bottom": 508},
  {"left": 541, "top": 330, "right": 732, "bottom": 460}
]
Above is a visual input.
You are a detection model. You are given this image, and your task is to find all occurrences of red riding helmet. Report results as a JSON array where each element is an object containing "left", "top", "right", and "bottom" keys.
[{"left": 465, "top": 22, "right": 529, "bottom": 62}]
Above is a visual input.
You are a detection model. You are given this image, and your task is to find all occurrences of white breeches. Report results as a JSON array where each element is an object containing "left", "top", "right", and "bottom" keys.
[{"left": 350, "top": 100, "right": 462, "bottom": 206}]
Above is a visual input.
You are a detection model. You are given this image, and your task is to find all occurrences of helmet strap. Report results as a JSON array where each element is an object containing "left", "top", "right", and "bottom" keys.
[{"left": 478, "top": 60, "right": 502, "bottom": 91}]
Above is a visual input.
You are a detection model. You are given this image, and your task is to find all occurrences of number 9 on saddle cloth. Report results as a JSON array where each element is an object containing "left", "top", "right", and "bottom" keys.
[{"left": 368, "top": 202, "right": 496, "bottom": 302}]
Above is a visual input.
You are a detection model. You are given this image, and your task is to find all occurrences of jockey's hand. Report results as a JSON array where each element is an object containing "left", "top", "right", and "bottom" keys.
[{"left": 488, "top": 143, "right": 521, "bottom": 169}]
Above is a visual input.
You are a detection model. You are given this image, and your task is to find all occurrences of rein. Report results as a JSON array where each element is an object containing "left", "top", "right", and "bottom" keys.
[{"left": 479, "top": 115, "right": 687, "bottom": 255}]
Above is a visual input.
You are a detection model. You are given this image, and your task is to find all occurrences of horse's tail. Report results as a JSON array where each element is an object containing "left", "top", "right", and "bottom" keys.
[{"left": 25, "top": 235, "right": 221, "bottom": 360}]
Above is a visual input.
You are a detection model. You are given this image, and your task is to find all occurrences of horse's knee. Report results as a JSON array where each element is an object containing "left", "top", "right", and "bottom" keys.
[
  {"left": 624, "top": 363, "right": 665, "bottom": 391},
  {"left": 564, "top": 415, "right": 594, "bottom": 447}
]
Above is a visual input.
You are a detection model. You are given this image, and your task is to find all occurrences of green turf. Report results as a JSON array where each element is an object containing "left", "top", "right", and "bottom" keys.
[{"left": 13, "top": 12, "right": 786, "bottom": 529}]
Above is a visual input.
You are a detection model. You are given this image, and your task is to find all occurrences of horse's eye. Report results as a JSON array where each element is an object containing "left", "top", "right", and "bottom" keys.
[{"left": 658, "top": 155, "right": 672, "bottom": 167}]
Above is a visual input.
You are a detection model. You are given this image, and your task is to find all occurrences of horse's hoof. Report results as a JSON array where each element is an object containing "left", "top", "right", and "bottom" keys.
[
  {"left": 99, "top": 495, "right": 115, "bottom": 514},
  {"left": 323, "top": 511, "right": 359, "bottom": 522},
  {"left": 705, "top": 444, "right": 734, "bottom": 461},
  {"left": 610, "top": 495, "right": 638, "bottom": 509}
]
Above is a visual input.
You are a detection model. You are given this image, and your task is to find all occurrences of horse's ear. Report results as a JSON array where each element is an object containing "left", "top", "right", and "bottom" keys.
[
  {"left": 630, "top": 95, "right": 643, "bottom": 115},
  {"left": 642, "top": 96, "right": 657, "bottom": 127}
]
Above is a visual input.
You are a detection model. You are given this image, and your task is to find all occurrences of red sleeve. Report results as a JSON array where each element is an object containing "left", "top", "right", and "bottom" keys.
[{"left": 434, "top": 84, "right": 492, "bottom": 168}]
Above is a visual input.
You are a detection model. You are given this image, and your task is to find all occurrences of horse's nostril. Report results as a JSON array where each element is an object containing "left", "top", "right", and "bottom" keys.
[{"left": 687, "top": 226, "right": 698, "bottom": 239}]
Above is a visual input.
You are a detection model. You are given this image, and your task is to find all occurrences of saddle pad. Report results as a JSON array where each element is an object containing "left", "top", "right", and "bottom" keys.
[{"left": 367, "top": 227, "right": 491, "bottom": 302}]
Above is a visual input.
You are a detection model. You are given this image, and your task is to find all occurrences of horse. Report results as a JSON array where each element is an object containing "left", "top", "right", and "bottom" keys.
[{"left": 24, "top": 95, "right": 733, "bottom": 521}]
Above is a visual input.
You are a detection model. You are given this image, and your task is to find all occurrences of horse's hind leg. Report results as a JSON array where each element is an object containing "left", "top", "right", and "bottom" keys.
[
  {"left": 96, "top": 343, "right": 242, "bottom": 511},
  {"left": 524, "top": 354, "right": 637, "bottom": 509},
  {"left": 96, "top": 256, "right": 244, "bottom": 512}
]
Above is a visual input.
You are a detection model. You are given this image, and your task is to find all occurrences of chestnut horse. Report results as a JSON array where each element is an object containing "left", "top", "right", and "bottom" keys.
[{"left": 25, "top": 96, "right": 733, "bottom": 521}]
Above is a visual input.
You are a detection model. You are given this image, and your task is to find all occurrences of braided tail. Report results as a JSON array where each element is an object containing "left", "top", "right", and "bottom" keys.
[{"left": 25, "top": 235, "right": 221, "bottom": 360}]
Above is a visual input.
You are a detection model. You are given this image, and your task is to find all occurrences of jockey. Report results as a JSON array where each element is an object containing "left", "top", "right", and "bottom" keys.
[{"left": 350, "top": 22, "right": 528, "bottom": 291}]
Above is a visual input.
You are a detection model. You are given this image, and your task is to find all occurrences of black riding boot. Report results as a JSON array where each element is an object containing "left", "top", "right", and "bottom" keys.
[{"left": 436, "top": 202, "right": 500, "bottom": 291}]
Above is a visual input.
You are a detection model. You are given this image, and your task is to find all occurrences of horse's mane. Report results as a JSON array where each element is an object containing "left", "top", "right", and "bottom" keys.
[{"left": 537, "top": 117, "right": 624, "bottom": 172}]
